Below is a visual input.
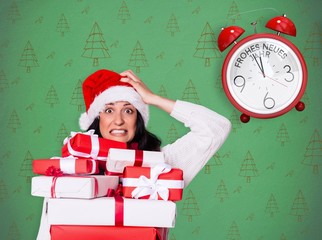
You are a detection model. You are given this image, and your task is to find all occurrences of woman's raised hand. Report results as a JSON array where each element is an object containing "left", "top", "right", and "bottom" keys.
[
  {"left": 120, "top": 69, "right": 155, "bottom": 105},
  {"left": 120, "top": 69, "right": 175, "bottom": 114}
]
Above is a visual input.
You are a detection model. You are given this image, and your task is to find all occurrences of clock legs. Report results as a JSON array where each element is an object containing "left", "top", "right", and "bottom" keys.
[
  {"left": 240, "top": 113, "right": 250, "bottom": 123},
  {"left": 295, "top": 101, "right": 305, "bottom": 111}
]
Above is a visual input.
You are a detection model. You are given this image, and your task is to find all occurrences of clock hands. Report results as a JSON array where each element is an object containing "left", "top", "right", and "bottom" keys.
[
  {"left": 259, "top": 57, "right": 265, "bottom": 77},
  {"left": 253, "top": 54, "right": 265, "bottom": 77},
  {"left": 264, "top": 74, "right": 288, "bottom": 87},
  {"left": 252, "top": 54, "right": 287, "bottom": 87}
]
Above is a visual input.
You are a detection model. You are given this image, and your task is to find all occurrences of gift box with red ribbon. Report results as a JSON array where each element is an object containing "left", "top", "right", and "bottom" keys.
[
  {"left": 122, "top": 164, "right": 184, "bottom": 201},
  {"left": 106, "top": 148, "right": 165, "bottom": 174},
  {"left": 31, "top": 175, "right": 119, "bottom": 199},
  {"left": 32, "top": 156, "right": 99, "bottom": 175},
  {"left": 50, "top": 225, "right": 168, "bottom": 240},
  {"left": 46, "top": 197, "right": 176, "bottom": 228},
  {"left": 62, "top": 130, "right": 128, "bottom": 161}
]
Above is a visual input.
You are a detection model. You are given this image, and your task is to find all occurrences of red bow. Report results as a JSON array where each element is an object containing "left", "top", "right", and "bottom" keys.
[{"left": 45, "top": 166, "right": 64, "bottom": 177}]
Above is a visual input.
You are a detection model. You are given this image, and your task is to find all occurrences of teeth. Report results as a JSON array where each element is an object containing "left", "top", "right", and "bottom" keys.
[{"left": 111, "top": 130, "right": 126, "bottom": 134}]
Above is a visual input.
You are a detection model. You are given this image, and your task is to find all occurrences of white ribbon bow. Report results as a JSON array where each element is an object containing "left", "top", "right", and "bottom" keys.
[{"left": 131, "top": 163, "right": 172, "bottom": 201}]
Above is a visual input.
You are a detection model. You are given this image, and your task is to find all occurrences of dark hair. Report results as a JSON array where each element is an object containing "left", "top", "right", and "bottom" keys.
[{"left": 86, "top": 111, "right": 161, "bottom": 151}]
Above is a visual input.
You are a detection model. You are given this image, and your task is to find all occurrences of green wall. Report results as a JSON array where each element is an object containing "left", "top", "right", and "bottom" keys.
[{"left": 1, "top": 0, "right": 322, "bottom": 239}]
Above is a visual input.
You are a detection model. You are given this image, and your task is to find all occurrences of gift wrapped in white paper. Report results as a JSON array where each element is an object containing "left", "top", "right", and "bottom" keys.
[
  {"left": 31, "top": 175, "right": 119, "bottom": 199},
  {"left": 47, "top": 197, "right": 176, "bottom": 228},
  {"left": 107, "top": 148, "right": 165, "bottom": 173}
]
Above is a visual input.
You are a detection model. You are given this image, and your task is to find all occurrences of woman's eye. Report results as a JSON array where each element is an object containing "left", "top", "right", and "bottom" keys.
[
  {"left": 125, "top": 108, "right": 133, "bottom": 114},
  {"left": 104, "top": 108, "right": 113, "bottom": 113}
]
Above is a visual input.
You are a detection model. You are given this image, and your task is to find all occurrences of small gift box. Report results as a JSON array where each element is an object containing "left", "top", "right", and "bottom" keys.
[
  {"left": 32, "top": 156, "right": 99, "bottom": 175},
  {"left": 106, "top": 148, "right": 165, "bottom": 173},
  {"left": 50, "top": 226, "right": 169, "bottom": 240},
  {"left": 31, "top": 175, "right": 119, "bottom": 199},
  {"left": 122, "top": 164, "right": 184, "bottom": 201},
  {"left": 47, "top": 197, "right": 176, "bottom": 228},
  {"left": 62, "top": 130, "right": 127, "bottom": 160}
]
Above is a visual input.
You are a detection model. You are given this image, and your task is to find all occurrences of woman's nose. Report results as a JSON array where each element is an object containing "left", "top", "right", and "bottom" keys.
[{"left": 113, "top": 112, "right": 125, "bottom": 125}]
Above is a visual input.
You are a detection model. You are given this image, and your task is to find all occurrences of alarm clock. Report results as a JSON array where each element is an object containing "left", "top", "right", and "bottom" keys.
[{"left": 218, "top": 15, "right": 307, "bottom": 123}]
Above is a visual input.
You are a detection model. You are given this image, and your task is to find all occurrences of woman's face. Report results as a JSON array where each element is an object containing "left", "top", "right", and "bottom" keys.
[{"left": 99, "top": 101, "right": 137, "bottom": 143}]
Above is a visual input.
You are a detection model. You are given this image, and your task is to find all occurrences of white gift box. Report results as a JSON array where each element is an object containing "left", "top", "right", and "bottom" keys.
[
  {"left": 47, "top": 197, "right": 176, "bottom": 228},
  {"left": 31, "top": 175, "right": 119, "bottom": 199},
  {"left": 107, "top": 148, "right": 165, "bottom": 173}
]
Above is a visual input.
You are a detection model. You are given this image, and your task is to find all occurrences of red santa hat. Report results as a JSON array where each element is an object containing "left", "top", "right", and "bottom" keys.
[{"left": 79, "top": 69, "right": 149, "bottom": 131}]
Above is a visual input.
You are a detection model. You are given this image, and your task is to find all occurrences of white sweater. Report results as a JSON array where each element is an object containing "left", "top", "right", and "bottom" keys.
[{"left": 162, "top": 100, "right": 232, "bottom": 186}]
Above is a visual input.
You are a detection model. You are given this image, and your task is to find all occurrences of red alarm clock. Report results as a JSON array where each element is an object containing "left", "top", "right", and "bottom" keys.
[{"left": 218, "top": 15, "right": 307, "bottom": 123}]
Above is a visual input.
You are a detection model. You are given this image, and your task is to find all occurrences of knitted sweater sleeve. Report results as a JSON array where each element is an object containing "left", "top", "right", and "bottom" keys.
[{"left": 161, "top": 100, "right": 231, "bottom": 187}]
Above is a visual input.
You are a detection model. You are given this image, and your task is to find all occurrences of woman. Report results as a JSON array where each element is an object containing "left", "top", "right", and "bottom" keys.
[
  {"left": 36, "top": 69, "right": 231, "bottom": 239},
  {"left": 79, "top": 69, "right": 231, "bottom": 186}
]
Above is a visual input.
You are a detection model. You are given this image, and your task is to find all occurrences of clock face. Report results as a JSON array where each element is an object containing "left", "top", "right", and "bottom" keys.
[{"left": 222, "top": 33, "right": 307, "bottom": 118}]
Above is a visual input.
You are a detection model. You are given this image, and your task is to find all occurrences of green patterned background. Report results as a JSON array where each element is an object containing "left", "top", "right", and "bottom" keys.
[{"left": 1, "top": 0, "right": 321, "bottom": 239}]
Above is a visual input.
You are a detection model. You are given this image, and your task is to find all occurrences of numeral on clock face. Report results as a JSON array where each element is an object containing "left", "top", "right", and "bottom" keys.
[
  {"left": 284, "top": 65, "right": 294, "bottom": 82},
  {"left": 233, "top": 75, "right": 245, "bottom": 92}
]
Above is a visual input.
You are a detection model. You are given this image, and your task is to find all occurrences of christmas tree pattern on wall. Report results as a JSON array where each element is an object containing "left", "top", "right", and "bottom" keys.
[
  {"left": 19, "top": 151, "right": 33, "bottom": 183},
  {"left": 181, "top": 189, "right": 200, "bottom": 222},
  {"left": 45, "top": 85, "right": 59, "bottom": 108},
  {"left": 276, "top": 123, "right": 290, "bottom": 146},
  {"left": 239, "top": 151, "right": 259, "bottom": 183},
  {"left": 193, "top": 22, "right": 221, "bottom": 67},
  {"left": 229, "top": 110, "right": 242, "bottom": 133},
  {"left": 215, "top": 179, "right": 229, "bottom": 202},
  {"left": 0, "top": 70, "right": 9, "bottom": 92},
  {"left": 204, "top": 152, "right": 223, "bottom": 174},
  {"left": 265, "top": 193, "right": 279, "bottom": 217},
  {"left": 157, "top": 85, "right": 168, "bottom": 98},
  {"left": 7, "top": 110, "right": 21, "bottom": 133},
  {"left": 56, "top": 123, "right": 68, "bottom": 144},
  {"left": 118, "top": 1, "right": 131, "bottom": 24},
  {"left": 226, "top": 221, "right": 241, "bottom": 240},
  {"left": 7, "top": 222, "right": 20, "bottom": 240},
  {"left": 301, "top": 129, "right": 322, "bottom": 174},
  {"left": 56, "top": 13, "right": 70, "bottom": 37},
  {"left": 166, "top": 14, "right": 180, "bottom": 37},
  {"left": 128, "top": 41, "right": 148, "bottom": 73},
  {"left": 7, "top": 1, "right": 21, "bottom": 24},
  {"left": 289, "top": 190, "right": 309, "bottom": 222},
  {"left": 82, "top": 22, "right": 110, "bottom": 66},
  {"left": 226, "top": 1, "right": 241, "bottom": 24},
  {"left": 303, "top": 22, "right": 322, "bottom": 66},
  {"left": 166, "top": 123, "right": 179, "bottom": 144},
  {"left": 70, "top": 79, "right": 84, "bottom": 111},
  {"left": 0, "top": 179, "right": 9, "bottom": 202},
  {"left": 18, "top": 41, "right": 39, "bottom": 73},
  {"left": 181, "top": 79, "right": 200, "bottom": 104}
]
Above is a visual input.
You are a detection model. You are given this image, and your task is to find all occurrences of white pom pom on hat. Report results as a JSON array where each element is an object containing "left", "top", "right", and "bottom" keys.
[{"left": 79, "top": 69, "right": 149, "bottom": 131}]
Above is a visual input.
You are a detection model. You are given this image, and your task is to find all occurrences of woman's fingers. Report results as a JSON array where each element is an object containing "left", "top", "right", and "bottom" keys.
[{"left": 120, "top": 70, "right": 140, "bottom": 83}]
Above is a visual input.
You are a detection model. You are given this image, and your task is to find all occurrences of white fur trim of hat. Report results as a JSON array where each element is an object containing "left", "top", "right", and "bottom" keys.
[{"left": 79, "top": 86, "right": 149, "bottom": 131}]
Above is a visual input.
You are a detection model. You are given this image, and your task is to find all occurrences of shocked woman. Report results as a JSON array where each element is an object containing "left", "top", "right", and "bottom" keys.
[{"left": 36, "top": 69, "right": 231, "bottom": 239}]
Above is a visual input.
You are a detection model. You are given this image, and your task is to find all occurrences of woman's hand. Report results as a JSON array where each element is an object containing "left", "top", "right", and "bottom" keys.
[
  {"left": 120, "top": 70, "right": 155, "bottom": 105},
  {"left": 120, "top": 69, "right": 175, "bottom": 114}
]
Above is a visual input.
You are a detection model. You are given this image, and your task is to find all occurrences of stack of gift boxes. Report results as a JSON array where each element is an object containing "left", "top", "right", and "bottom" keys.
[{"left": 31, "top": 130, "right": 184, "bottom": 240}]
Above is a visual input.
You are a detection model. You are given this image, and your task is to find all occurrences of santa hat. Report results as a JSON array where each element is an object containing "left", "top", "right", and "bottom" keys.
[{"left": 79, "top": 69, "right": 149, "bottom": 131}]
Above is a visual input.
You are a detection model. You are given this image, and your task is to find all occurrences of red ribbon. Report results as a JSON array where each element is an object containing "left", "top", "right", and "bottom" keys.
[
  {"left": 134, "top": 150, "right": 143, "bottom": 167},
  {"left": 114, "top": 195, "right": 124, "bottom": 226},
  {"left": 106, "top": 184, "right": 124, "bottom": 226},
  {"left": 105, "top": 170, "right": 124, "bottom": 176},
  {"left": 50, "top": 176, "right": 98, "bottom": 198}
]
